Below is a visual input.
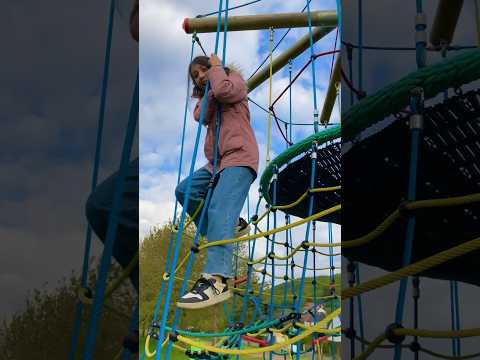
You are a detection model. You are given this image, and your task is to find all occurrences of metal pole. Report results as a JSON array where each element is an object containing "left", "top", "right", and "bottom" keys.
[
  {"left": 475, "top": 0, "right": 480, "bottom": 47},
  {"left": 247, "top": 26, "right": 335, "bottom": 92},
  {"left": 320, "top": 55, "right": 340, "bottom": 125},
  {"left": 183, "top": 10, "right": 336, "bottom": 33},
  {"left": 429, "top": 0, "right": 464, "bottom": 48}
]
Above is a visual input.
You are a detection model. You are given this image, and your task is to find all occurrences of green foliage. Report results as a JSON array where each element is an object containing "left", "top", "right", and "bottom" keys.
[
  {"left": 0, "top": 265, "right": 136, "bottom": 359},
  {"left": 139, "top": 220, "right": 259, "bottom": 336}
]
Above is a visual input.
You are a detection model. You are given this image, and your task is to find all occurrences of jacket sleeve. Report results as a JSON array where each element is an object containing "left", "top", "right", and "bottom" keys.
[
  {"left": 193, "top": 91, "right": 215, "bottom": 125},
  {"left": 207, "top": 66, "right": 247, "bottom": 104}
]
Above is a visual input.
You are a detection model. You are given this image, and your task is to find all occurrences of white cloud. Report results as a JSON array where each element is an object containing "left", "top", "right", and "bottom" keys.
[{"left": 140, "top": 0, "right": 340, "bottom": 252}]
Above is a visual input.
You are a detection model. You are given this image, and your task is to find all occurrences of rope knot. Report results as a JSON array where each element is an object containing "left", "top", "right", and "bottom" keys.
[{"left": 385, "top": 323, "right": 406, "bottom": 344}]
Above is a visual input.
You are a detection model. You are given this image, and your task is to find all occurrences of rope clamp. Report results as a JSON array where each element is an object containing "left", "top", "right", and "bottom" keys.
[
  {"left": 301, "top": 241, "right": 310, "bottom": 250},
  {"left": 344, "top": 327, "right": 356, "bottom": 339},
  {"left": 168, "top": 332, "right": 179, "bottom": 343},
  {"left": 398, "top": 200, "right": 413, "bottom": 218},
  {"left": 410, "top": 113, "right": 423, "bottom": 130},
  {"left": 151, "top": 321, "right": 160, "bottom": 328},
  {"left": 385, "top": 323, "right": 406, "bottom": 344},
  {"left": 409, "top": 341, "right": 421, "bottom": 352}
]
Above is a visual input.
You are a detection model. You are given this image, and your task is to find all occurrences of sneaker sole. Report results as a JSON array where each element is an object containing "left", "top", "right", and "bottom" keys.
[
  {"left": 235, "top": 225, "right": 251, "bottom": 238},
  {"left": 176, "top": 290, "right": 231, "bottom": 310}
]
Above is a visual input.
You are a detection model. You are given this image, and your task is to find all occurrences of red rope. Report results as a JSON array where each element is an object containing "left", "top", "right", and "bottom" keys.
[
  {"left": 233, "top": 276, "right": 247, "bottom": 286},
  {"left": 271, "top": 50, "right": 340, "bottom": 108},
  {"left": 241, "top": 335, "right": 269, "bottom": 347},
  {"left": 329, "top": 28, "right": 339, "bottom": 79},
  {"left": 340, "top": 68, "right": 365, "bottom": 99}
]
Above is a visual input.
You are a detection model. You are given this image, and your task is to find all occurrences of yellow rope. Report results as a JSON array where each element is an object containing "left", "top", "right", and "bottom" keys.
[
  {"left": 176, "top": 308, "right": 340, "bottom": 355},
  {"left": 167, "top": 204, "right": 341, "bottom": 276},
  {"left": 342, "top": 236, "right": 480, "bottom": 300},
  {"left": 78, "top": 251, "right": 139, "bottom": 304},
  {"left": 184, "top": 199, "right": 204, "bottom": 229},
  {"left": 253, "top": 186, "right": 341, "bottom": 223},
  {"left": 342, "top": 193, "right": 480, "bottom": 249},
  {"left": 201, "top": 204, "right": 341, "bottom": 249},
  {"left": 144, "top": 335, "right": 187, "bottom": 358},
  {"left": 353, "top": 327, "right": 480, "bottom": 360},
  {"left": 353, "top": 334, "right": 387, "bottom": 360}
]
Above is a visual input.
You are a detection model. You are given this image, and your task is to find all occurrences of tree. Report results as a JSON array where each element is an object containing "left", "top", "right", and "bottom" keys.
[
  {"left": 139, "top": 220, "right": 260, "bottom": 336},
  {"left": 0, "top": 265, "right": 137, "bottom": 359}
]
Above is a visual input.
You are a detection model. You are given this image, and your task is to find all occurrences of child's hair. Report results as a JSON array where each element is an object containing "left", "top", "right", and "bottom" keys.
[{"left": 189, "top": 55, "right": 231, "bottom": 98}]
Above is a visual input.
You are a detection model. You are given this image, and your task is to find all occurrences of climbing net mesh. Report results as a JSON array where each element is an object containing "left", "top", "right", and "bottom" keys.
[
  {"left": 142, "top": 1, "right": 342, "bottom": 359},
  {"left": 69, "top": 1, "right": 480, "bottom": 359},
  {"left": 340, "top": 1, "right": 480, "bottom": 360}
]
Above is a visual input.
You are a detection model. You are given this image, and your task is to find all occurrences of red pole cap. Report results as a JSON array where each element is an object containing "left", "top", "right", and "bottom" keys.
[{"left": 182, "top": 18, "right": 190, "bottom": 33}]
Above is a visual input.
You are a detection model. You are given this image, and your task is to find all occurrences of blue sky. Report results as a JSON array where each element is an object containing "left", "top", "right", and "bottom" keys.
[{"left": 140, "top": 0, "right": 341, "bottom": 277}]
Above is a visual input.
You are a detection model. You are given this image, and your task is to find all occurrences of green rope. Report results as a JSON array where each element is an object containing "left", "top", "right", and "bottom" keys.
[
  {"left": 260, "top": 125, "right": 340, "bottom": 205},
  {"left": 163, "top": 319, "right": 276, "bottom": 338},
  {"left": 343, "top": 49, "right": 480, "bottom": 142}
]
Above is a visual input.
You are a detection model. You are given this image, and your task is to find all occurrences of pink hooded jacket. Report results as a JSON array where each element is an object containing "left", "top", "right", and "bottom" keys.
[{"left": 193, "top": 66, "right": 259, "bottom": 176}]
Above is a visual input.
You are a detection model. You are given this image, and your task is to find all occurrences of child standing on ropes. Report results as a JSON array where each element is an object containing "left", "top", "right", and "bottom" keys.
[{"left": 175, "top": 54, "right": 259, "bottom": 309}]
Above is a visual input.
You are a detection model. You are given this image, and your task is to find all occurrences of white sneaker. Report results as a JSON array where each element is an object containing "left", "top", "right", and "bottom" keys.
[
  {"left": 234, "top": 217, "right": 250, "bottom": 238},
  {"left": 176, "top": 275, "right": 231, "bottom": 310}
]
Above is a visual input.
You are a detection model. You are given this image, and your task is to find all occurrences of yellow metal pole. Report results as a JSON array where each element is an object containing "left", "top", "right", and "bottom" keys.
[
  {"left": 320, "top": 55, "right": 340, "bottom": 125},
  {"left": 247, "top": 26, "right": 335, "bottom": 93},
  {"left": 183, "top": 11, "right": 337, "bottom": 34},
  {"left": 429, "top": 0, "right": 464, "bottom": 48}
]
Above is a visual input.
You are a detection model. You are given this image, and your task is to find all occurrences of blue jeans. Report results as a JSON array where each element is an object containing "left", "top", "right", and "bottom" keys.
[
  {"left": 175, "top": 166, "right": 255, "bottom": 278},
  {"left": 85, "top": 158, "right": 139, "bottom": 292}
]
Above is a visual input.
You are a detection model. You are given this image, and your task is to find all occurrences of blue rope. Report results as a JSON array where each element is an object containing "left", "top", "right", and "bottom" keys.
[
  {"left": 305, "top": 0, "right": 319, "bottom": 133},
  {"left": 393, "top": 61, "right": 423, "bottom": 360},
  {"left": 358, "top": 0, "right": 363, "bottom": 93},
  {"left": 155, "top": 1, "right": 226, "bottom": 358},
  {"left": 196, "top": 0, "right": 261, "bottom": 18},
  {"left": 148, "top": 34, "right": 196, "bottom": 340},
  {"left": 294, "top": 144, "right": 317, "bottom": 360},
  {"left": 335, "top": 0, "right": 342, "bottom": 43},
  {"left": 155, "top": 82, "right": 210, "bottom": 358},
  {"left": 295, "top": 146, "right": 316, "bottom": 310},
  {"left": 68, "top": 1, "right": 116, "bottom": 358},
  {"left": 288, "top": 60, "right": 293, "bottom": 145},
  {"left": 82, "top": 72, "right": 139, "bottom": 359},
  {"left": 240, "top": 197, "right": 262, "bottom": 324},
  {"left": 355, "top": 264, "right": 366, "bottom": 353},
  {"left": 454, "top": 280, "right": 461, "bottom": 355},
  {"left": 164, "top": 181, "right": 217, "bottom": 360},
  {"left": 121, "top": 302, "right": 139, "bottom": 360}
]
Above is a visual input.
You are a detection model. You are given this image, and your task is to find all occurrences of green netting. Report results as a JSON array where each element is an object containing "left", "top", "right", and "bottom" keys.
[
  {"left": 260, "top": 124, "right": 341, "bottom": 205},
  {"left": 343, "top": 49, "right": 480, "bottom": 142}
]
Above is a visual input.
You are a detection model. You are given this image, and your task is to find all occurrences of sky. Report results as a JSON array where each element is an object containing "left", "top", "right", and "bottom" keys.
[
  {"left": 0, "top": 0, "right": 138, "bottom": 320},
  {"left": 139, "top": 0, "right": 342, "bottom": 280}
]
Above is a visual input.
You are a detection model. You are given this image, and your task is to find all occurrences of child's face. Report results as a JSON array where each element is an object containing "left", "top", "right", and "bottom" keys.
[{"left": 191, "top": 63, "right": 209, "bottom": 90}]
